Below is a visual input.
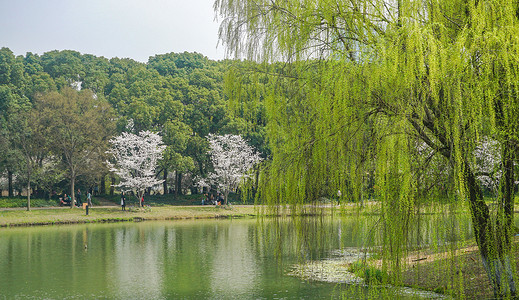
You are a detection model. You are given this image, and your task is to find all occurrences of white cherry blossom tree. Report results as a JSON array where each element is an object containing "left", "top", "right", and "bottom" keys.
[
  {"left": 473, "top": 137, "right": 502, "bottom": 195},
  {"left": 107, "top": 130, "right": 166, "bottom": 207},
  {"left": 204, "top": 134, "right": 261, "bottom": 205}
]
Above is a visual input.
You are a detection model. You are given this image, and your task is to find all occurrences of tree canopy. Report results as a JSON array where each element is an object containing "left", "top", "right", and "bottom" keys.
[{"left": 36, "top": 87, "right": 115, "bottom": 206}]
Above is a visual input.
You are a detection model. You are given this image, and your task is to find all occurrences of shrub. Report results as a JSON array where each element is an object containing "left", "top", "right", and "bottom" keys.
[
  {"left": 348, "top": 261, "right": 387, "bottom": 285},
  {"left": 0, "top": 197, "right": 60, "bottom": 208}
]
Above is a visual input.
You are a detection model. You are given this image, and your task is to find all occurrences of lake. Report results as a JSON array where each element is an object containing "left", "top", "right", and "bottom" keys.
[{"left": 0, "top": 214, "right": 475, "bottom": 299}]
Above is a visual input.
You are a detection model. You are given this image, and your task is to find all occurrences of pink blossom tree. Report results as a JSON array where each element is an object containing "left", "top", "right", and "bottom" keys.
[
  {"left": 107, "top": 130, "right": 166, "bottom": 207},
  {"left": 204, "top": 134, "right": 261, "bottom": 205}
]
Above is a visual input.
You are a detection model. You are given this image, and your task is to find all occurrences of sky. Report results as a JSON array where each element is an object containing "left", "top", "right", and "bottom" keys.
[{"left": 0, "top": 0, "right": 226, "bottom": 62}]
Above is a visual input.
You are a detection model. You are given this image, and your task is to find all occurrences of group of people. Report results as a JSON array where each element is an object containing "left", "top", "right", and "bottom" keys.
[
  {"left": 202, "top": 192, "right": 225, "bottom": 205},
  {"left": 60, "top": 189, "right": 92, "bottom": 207},
  {"left": 120, "top": 192, "right": 145, "bottom": 211}
]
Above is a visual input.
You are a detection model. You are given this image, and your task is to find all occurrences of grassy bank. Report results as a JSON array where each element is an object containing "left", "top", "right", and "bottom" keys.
[
  {"left": 100, "top": 192, "right": 252, "bottom": 206},
  {"left": 400, "top": 247, "right": 491, "bottom": 299},
  {"left": 358, "top": 239, "right": 519, "bottom": 299},
  {"left": 398, "top": 242, "right": 519, "bottom": 299},
  {"left": 0, "top": 193, "right": 249, "bottom": 209},
  {"left": 0, "top": 205, "right": 260, "bottom": 227},
  {"left": 0, "top": 196, "right": 101, "bottom": 208},
  {"left": 0, "top": 200, "right": 385, "bottom": 228}
]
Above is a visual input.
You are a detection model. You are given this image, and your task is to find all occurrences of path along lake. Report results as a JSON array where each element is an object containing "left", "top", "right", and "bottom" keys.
[{"left": 0, "top": 213, "right": 480, "bottom": 299}]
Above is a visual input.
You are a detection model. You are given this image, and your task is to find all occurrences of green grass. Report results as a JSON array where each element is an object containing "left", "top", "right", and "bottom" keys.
[
  {"left": 348, "top": 261, "right": 388, "bottom": 285},
  {"left": 99, "top": 192, "right": 246, "bottom": 206},
  {"left": 0, "top": 205, "right": 260, "bottom": 227}
]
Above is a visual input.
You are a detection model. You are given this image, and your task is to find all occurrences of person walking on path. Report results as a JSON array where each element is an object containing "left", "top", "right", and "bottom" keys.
[
  {"left": 121, "top": 192, "right": 126, "bottom": 211},
  {"left": 87, "top": 190, "right": 92, "bottom": 206}
]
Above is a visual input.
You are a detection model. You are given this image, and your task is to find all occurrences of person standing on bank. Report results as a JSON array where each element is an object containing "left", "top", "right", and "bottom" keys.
[{"left": 121, "top": 192, "right": 126, "bottom": 211}]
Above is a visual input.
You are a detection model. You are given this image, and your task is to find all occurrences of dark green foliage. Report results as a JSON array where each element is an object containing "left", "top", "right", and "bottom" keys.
[
  {"left": 0, "top": 196, "right": 101, "bottom": 208},
  {"left": 0, "top": 47, "right": 24, "bottom": 87},
  {"left": 40, "top": 50, "right": 84, "bottom": 82},
  {"left": 148, "top": 52, "right": 209, "bottom": 76},
  {"left": 0, "top": 197, "right": 59, "bottom": 208},
  {"left": 0, "top": 48, "right": 268, "bottom": 210}
]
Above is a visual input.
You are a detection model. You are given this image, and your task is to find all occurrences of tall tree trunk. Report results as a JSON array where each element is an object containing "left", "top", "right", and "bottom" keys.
[
  {"left": 494, "top": 139, "right": 516, "bottom": 297},
  {"left": 163, "top": 169, "right": 168, "bottom": 194},
  {"left": 8, "top": 170, "right": 13, "bottom": 197},
  {"left": 70, "top": 170, "right": 76, "bottom": 209},
  {"left": 176, "top": 172, "right": 183, "bottom": 196},
  {"left": 174, "top": 172, "right": 178, "bottom": 199},
  {"left": 110, "top": 176, "right": 115, "bottom": 196},
  {"left": 100, "top": 175, "right": 106, "bottom": 195},
  {"left": 423, "top": 109, "right": 517, "bottom": 297},
  {"left": 224, "top": 189, "right": 230, "bottom": 206},
  {"left": 255, "top": 167, "right": 260, "bottom": 195},
  {"left": 465, "top": 158, "right": 516, "bottom": 298},
  {"left": 26, "top": 167, "right": 31, "bottom": 212},
  {"left": 26, "top": 181, "right": 31, "bottom": 211}
]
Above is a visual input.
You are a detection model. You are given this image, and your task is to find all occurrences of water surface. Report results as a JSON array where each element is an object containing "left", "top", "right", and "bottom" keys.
[
  {"left": 0, "top": 213, "right": 479, "bottom": 299},
  {"left": 1, "top": 218, "right": 354, "bottom": 299}
]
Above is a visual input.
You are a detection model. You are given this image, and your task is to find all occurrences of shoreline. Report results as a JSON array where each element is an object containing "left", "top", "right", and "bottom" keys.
[
  {"left": 0, "top": 205, "right": 262, "bottom": 228},
  {"left": 0, "top": 204, "right": 342, "bottom": 228}
]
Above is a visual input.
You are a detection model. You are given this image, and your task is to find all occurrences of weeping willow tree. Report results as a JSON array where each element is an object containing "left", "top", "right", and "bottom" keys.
[{"left": 216, "top": 0, "right": 519, "bottom": 297}]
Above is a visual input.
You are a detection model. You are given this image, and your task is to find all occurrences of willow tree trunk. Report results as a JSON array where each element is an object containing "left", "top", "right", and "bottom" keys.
[{"left": 465, "top": 158, "right": 517, "bottom": 298}]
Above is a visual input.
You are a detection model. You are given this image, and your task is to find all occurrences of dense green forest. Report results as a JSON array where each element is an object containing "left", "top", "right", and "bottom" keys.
[{"left": 0, "top": 47, "right": 267, "bottom": 200}]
